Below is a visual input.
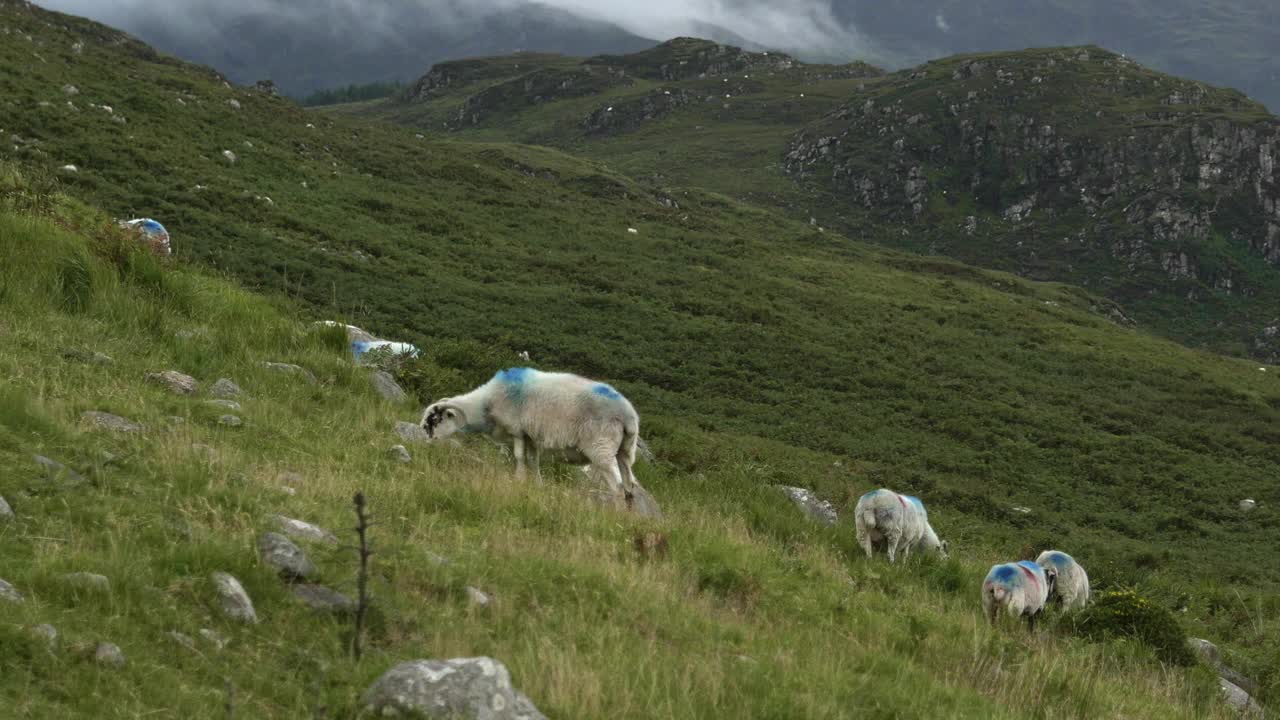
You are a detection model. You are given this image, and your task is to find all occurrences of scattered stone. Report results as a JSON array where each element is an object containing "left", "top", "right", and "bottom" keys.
[
  {"left": 258, "top": 532, "right": 316, "bottom": 580},
  {"left": 59, "top": 164, "right": 78, "bottom": 174},
  {"left": 361, "top": 657, "right": 544, "bottom": 720},
  {"left": 174, "top": 329, "right": 202, "bottom": 341},
  {"left": 465, "top": 586, "right": 492, "bottom": 608},
  {"left": 81, "top": 411, "right": 144, "bottom": 433},
  {"left": 199, "top": 628, "right": 228, "bottom": 650},
  {"left": 211, "top": 572, "right": 257, "bottom": 623},
  {"left": 222, "top": 149, "right": 237, "bottom": 164},
  {"left": 253, "top": 79, "right": 279, "bottom": 96},
  {"left": 218, "top": 415, "right": 243, "bottom": 427},
  {"left": 371, "top": 370, "right": 407, "bottom": 402},
  {"left": 1189, "top": 638, "right": 1220, "bottom": 665},
  {"left": 1011, "top": 506, "right": 1033, "bottom": 514},
  {"left": 389, "top": 444, "right": 412, "bottom": 463},
  {"left": 209, "top": 378, "right": 242, "bottom": 398},
  {"left": 278, "top": 471, "right": 303, "bottom": 485},
  {"left": 778, "top": 486, "right": 838, "bottom": 527},
  {"left": 227, "top": 99, "right": 241, "bottom": 110},
  {"left": 71, "top": 41, "right": 83, "bottom": 54},
  {"left": 291, "top": 584, "right": 354, "bottom": 613},
  {"left": 1239, "top": 498, "right": 1257, "bottom": 512},
  {"left": 61, "top": 348, "right": 112, "bottom": 365},
  {"left": 1220, "top": 678, "right": 1263, "bottom": 717},
  {"left": 0, "top": 495, "right": 13, "bottom": 520},
  {"left": 63, "top": 572, "right": 110, "bottom": 593},
  {"left": 34, "top": 454, "right": 86, "bottom": 485},
  {"left": 271, "top": 515, "right": 338, "bottom": 545},
  {"left": 0, "top": 579, "right": 23, "bottom": 602},
  {"left": 279, "top": 486, "right": 297, "bottom": 496},
  {"left": 167, "top": 631, "right": 197, "bottom": 652},
  {"left": 204, "top": 399, "right": 242, "bottom": 411},
  {"left": 61, "top": 83, "right": 78, "bottom": 96},
  {"left": 262, "top": 361, "right": 317, "bottom": 384},
  {"left": 191, "top": 443, "right": 218, "bottom": 459},
  {"left": 31, "top": 624, "right": 58, "bottom": 648},
  {"left": 395, "top": 420, "right": 431, "bottom": 445},
  {"left": 146, "top": 370, "right": 199, "bottom": 395},
  {"left": 94, "top": 642, "right": 126, "bottom": 667}
]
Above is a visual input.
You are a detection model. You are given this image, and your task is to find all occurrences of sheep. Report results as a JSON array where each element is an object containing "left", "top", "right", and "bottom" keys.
[
  {"left": 1035, "top": 550, "right": 1090, "bottom": 610},
  {"left": 420, "top": 367, "right": 640, "bottom": 497},
  {"left": 981, "top": 561, "right": 1057, "bottom": 630},
  {"left": 854, "top": 488, "right": 949, "bottom": 563}
]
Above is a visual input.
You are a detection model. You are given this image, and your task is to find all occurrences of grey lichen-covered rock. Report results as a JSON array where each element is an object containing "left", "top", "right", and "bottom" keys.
[
  {"left": 0, "top": 579, "right": 24, "bottom": 603},
  {"left": 778, "top": 486, "right": 838, "bottom": 527},
  {"left": 147, "top": 370, "right": 199, "bottom": 395},
  {"left": 395, "top": 420, "right": 431, "bottom": 445},
  {"left": 1220, "top": 678, "right": 1263, "bottom": 717},
  {"left": 1189, "top": 638, "right": 1221, "bottom": 665},
  {"left": 199, "top": 628, "right": 229, "bottom": 650},
  {"left": 217, "top": 414, "right": 243, "bottom": 427},
  {"left": 0, "top": 495, "right": 12, "bottom": 520},
  {"left": 271, "top": 515, "right": 338, "bottom": 545},
  {"left": 33, "top": 454, "right": 87, "bottom": 487},
  {"left": 204, "top": 399, "right": 242, "bottom": 411},
  {"left": 209, "top": 378, "right": 243, "bottom": 398},
  {"left": 465, "top": 586, "right": 492, "bottom": 608},
  {"left": 371, "top": 370, "right": 408, "bottom": 402},
  {"left": 290, "top": 584, "right": 355, "bottom": 613},
  {"left": 63, "top": 572, "right": 110, "bottom": 593},
  {"left": 31, "top": 624, "right": 58, "bottom": 648},
  {"left": 589, "top": 480, "right": 664, "bottom": 518},
  {"left": 168, "top": 631, "right": 197, "bottom": 652},
  {"left": 390, "top": 444, "right": 412, "bottom": 463},
  {"left": 94, "top": 642, "right": 126, "bottom": 667},
  {"left": 361, "top": 657, "right": 545, "bottom": 719},
  {"left": 81, "top": 411, "right": 145, "bottom": 433},
  {"left": 211, "top": 572, "right": 258, "bottom": 623},
  {"left": 262, "top": 361, "right": 318, "bottom": 384},
  {"left": 259, "top": 532, "right": 317, "bottom": 580}
]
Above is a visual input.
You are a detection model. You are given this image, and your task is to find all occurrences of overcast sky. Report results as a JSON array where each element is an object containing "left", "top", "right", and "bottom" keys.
[{"left": 38, "top": 0, "right": 874, "bottom": 59}]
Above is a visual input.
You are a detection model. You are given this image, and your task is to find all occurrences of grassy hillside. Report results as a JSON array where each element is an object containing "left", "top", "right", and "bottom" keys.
[
  {"left": 340, "top": 40, "right": 1280, "bottom": 364},
  {"left": 1, "top": 3, "right": 1279, "bottom": 714},
  {"left": 0, "top": 161, "right": 1253, "bottom": 720}
]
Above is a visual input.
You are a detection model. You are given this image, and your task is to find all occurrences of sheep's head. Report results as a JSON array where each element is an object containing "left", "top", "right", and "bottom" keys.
[
  {"left": 937, "top": 539, "right": 950, "bottom": 560},
  {"left": 421, "top": 401, "right": 465, "bottom": 440},
  {"left": 1044, "top": 567, "right": 1059, "bottom": 599}
]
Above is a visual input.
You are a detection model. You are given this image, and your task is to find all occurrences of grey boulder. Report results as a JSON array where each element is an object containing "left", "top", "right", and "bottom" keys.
[
  {"left": 211, "top": 572, "right": 258, "bottom": 623},
  {"left": 259, "top": 532, "right": 317, "bottom": 580},
  {"left": 147, "top": 370, "right": 199, "bottom": 395},
  {"left": 291, "top": 584, "right": 355, "bottom": 613},
  {"left": 778, "top": 486, "right": 838, "bottom": 527},
  {"left": 63, "top": 572, "right": 110, "bottom": 593},
  {"left": 0, "top": 578, "right": 23, "bottom": 603},
  {"left": 209, "top": 378, "right": 243, "bottom": 398},
  {"left": 361, "top": 657, "right": 546, "bottom": 719},
  {"left": 94, "top": 642, "right": 126, "bottom": 667},
  {"left": 372, "top": 370, "right": 408, "bottom": 402},
  {"left": 390, "top": 444, "right": 412, "bottom": 463},
  {"left": 262, "top": 362, "right": 318, "bottom": 384},
  {"left": 81, "top": 411, "right": 145, "bottom": 433},
  {"left": 271, "top": 515, "right": 338, "bottom": 545},
  {"left": 0, "top": 494, "right": 12, "bottom": 520},
  {"left": 395, "top": 421, "right": 431, "bottom": 445}
]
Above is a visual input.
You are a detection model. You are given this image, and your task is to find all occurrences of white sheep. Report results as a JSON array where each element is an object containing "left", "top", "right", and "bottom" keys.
[
  {"left": 981, "top": 561, "right": 1057, "bottom": 630},
  {"left": 854, "top": 488, "right": 948, "bottom": 562},
  {"left": 1035, "top": 550, "right": 1090, "bottom": 610},
  {"left": 420, "top": 368, "right": 640, "bottom": 497}
]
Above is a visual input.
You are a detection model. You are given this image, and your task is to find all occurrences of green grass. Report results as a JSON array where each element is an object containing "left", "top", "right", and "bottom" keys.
[
  {"left": 1, "top": 4, "right": 1279, "bottom": 715},
  {"left": 0, "top": 168, "right": 1247, "bottom": 718}
]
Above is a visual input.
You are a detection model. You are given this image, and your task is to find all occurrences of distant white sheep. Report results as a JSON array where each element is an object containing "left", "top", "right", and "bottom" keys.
[
  {"left": 982, "top": 561, "right": 1057, "bottom": 630},
  {"left": 854, "top": 488, "right": 948, "bottom": 562},
  {"left": 1035, "top": 550, "right": 1090, "bottom": 610},
  {"left": 420, "top": 368, "right": 640, "bottom": 497}
]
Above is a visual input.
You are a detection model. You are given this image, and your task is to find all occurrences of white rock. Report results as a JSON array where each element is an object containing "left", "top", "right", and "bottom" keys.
[
  {"left": 222, "top": 149, "right": 237, "bottom": 164},
  {"left": 1239, "top": 499, "right": 1257, "bottom": 512},
  {"left": 466, "top": 586, "right": 493, "bottom": 607},
  {"left": 361, "top": 657, "right": 546, "bottom": 719},
  {"left": 0, "top": 578, "right": 23, "bottom": 602},
  {"left": 61, "top": 83, "right": 78, "bottom": 96},
  {"left": 211, "top": 572, "right": 257, "bottom": 623},
  {"left": 0, "top": 495, "right": 13, "bottom": 520},
  {"left": 390, "top": 444, "right": 412, "bottom": 463},
  {"left": 271, "top": 515, "right": 339, "bottom": 545},
  {"left": 228, "top": 99, "right": 241, "bottom": 110},
  {"left": 59, "top": 164, "right": 78, "bottom": 173},
  {"left": 627, "top": 227, "right": 638, "bottom": 234},
  {"left": 94, "top": 642, "right": 126, "bottom": 667}
]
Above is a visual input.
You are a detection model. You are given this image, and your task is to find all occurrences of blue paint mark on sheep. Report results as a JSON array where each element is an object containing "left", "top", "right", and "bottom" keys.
[
  {"left": 860, "top": 489, "right": 885, "bottom": 501},
  {"left": 991, "top": 564, "right": 1019, "bottom": 583},
  {"left": 592, "top": 383, "right": 623, "bottom": 400},
  {"left": 904, "top": 496, "right": 925, "bottom": 511},
  {"left": 497, "top": 367, "right": 532, "bottom": 383},
  {"left": 1044, "top": 551, "right": 1069, "bottom": 567},
  {"left": 495, "top": 368, "right": 533, "bottom": 404}
]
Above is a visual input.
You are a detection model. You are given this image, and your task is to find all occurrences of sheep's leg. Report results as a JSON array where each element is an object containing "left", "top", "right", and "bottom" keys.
[
  {"left": 526, "top": 439, "right": 543, "bottom": 484},
  {"left": 856, "top": 529, "right": 873, "bottom": 559},
  {"left": 615, "top": 448, "right": 636, "bottom": 498},
  {"left": 512, "top": 435, "right": 527, "bottom": 481},
  {"left": 1026, "top": 610, "right": 1038, "bottom": 633},
  {"left": 886, "top": 533, "right": 900, "bottom": 564}
]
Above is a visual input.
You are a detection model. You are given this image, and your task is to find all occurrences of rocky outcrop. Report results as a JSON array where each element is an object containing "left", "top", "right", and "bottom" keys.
[
  {"left": 783, "top": 47, "right": 1280, "bottom": 359},
  {"left": 258, "top": 532, "right": 317, "bottom": 580},
  {"left": 778, "top": 486, "right": 838, "bottom": 526},
  {"left": 583, "top": 89, "right": 694, "bottom": 136},
  {"left": 586, "top": 37, "right": 797, "bottom": 82}
]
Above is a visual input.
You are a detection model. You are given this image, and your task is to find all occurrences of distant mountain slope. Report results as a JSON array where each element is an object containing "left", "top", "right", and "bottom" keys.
[{"left": 346, "top": 40, "right": 1280, "bottom": 363}]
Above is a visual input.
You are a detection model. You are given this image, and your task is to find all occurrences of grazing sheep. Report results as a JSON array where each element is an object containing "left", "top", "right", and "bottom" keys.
[
  {"left": 420, "top": 368, "right": 640, "bottom": 497},
  {"left": 982, "top": 561, "right": 1057, "bottom": 630},
  {"left": 1035, "top": 550, "right": 1090, "bottom": 610},
  {"left": 854, "top": 488, "right": 948, "bottom": 563}
]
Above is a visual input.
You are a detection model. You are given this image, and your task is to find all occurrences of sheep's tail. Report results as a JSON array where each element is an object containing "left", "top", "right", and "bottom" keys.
[
  {"left": 984, "top": 582, "right": 1004, "bottom": 625},
  {"left": 860, "top": 509, "right": 877, "bottom": 531}
]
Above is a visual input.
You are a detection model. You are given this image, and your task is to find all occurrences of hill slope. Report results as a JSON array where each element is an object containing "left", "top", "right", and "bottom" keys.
[
  {"left": 1, "top": 3, "right": 1279, "bottom": 713},
  {"left": 0, "top": 150, "right": 1254, "bottom": 720},
  {"left": 344, "top": 40, "right": 1280, "bottom": 363}
]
